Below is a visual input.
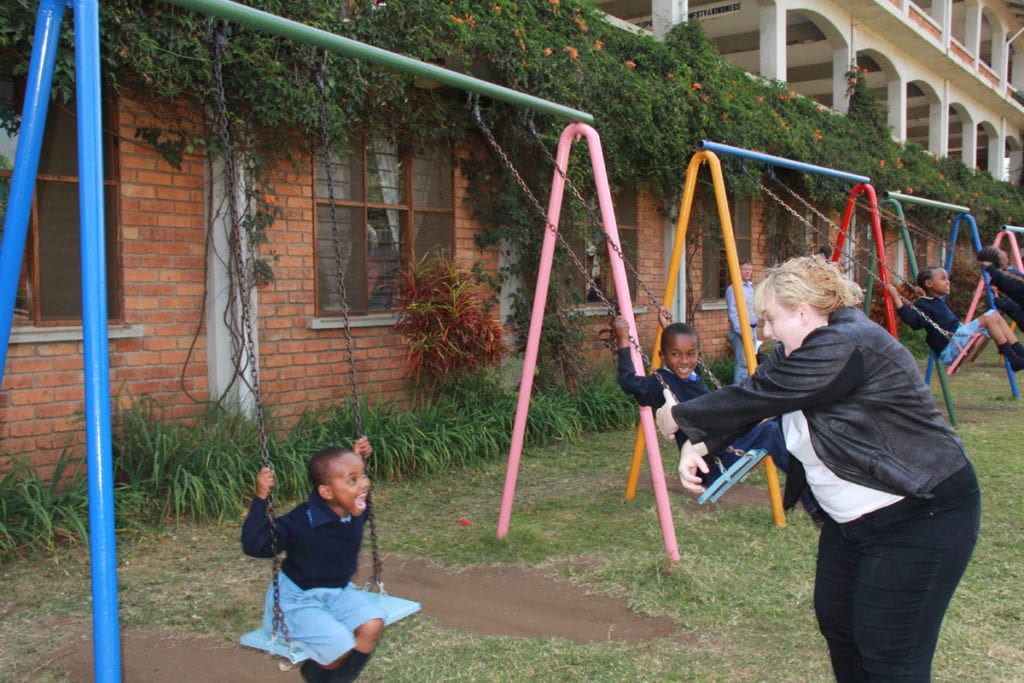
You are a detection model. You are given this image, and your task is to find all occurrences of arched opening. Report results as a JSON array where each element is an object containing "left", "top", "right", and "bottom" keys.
[{"left": 906, "top": 79, "right": 940, "bottom": 153}]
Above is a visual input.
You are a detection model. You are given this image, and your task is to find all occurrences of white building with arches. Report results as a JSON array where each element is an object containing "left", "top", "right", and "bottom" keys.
[{"left": 597, "top": 0, "right": 1024, "bottom": 181}]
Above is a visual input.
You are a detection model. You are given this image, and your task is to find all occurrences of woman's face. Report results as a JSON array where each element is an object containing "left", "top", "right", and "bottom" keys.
[{"left": 760, "top": 299, "right": 827, "bottom": 356}]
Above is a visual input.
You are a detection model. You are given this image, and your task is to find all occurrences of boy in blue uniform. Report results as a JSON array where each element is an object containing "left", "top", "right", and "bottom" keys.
[
  {"left": 242, "top": 437, "right": 385, "bottom": 683},
  {"left": 884, "top": 267, "right": 1024, "bottom": 372},
  {"left": 613, "top": 309, "right": 819, "bottom": 519},
  {"left": 978, "top": 245, "right": 1024, "bottom": 329}
]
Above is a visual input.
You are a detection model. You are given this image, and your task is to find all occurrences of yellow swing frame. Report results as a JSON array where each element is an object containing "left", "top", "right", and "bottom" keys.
[{"left": 622, "top": 149, "right": 787, "bottom": 527}]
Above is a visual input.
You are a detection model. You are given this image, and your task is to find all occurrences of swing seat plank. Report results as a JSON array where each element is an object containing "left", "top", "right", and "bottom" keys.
[
  {"left": 945, "top": 333, "right": 988, "bottom": 376},
  {"left": 240, "top": 592, "right": 421, "bottom": 664},
  {"left": 697, "top": 449, "right": 768, "bottom": 505}
]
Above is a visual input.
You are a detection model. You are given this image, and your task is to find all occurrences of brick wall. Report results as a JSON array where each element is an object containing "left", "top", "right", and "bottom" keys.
[{"left": 1, "top": 98, "right": 883, "bottom": 477}]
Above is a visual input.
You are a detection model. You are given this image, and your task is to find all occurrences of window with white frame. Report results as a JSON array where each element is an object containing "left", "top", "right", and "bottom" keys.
[{"left": 314, "top": 138, "right": 454, "bottom": 315}]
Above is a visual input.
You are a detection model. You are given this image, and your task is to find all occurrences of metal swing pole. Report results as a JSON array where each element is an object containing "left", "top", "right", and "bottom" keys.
[
  {"left": 0, "top": 1, "right": 120, "bottom": 681},
  {"left": 625, "top": 147, "right": 789, "bottom": 527},
  {"left": 878, "top": 194, "right": 958, "bottom": 426},
  {"left": 163, "top": 0, "right": 592, "bottom": 124},
  {"left": 496, "top": 122, "right": 680, "bottom": 562},
  {"left": 935, "top": 215, "right": 1019, "bottom": 398},
  {"left": 0, "top": 0, "right": 65, "bottom": 389}
]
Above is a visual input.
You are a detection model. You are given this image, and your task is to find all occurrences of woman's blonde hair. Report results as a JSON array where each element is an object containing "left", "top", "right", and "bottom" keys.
[{"left": 753, "top": 255, "right": 863, "bottom": 317}]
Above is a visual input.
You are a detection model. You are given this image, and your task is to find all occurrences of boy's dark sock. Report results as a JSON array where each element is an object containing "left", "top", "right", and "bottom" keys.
[
  {"left": 329, "top": 650, "right": 372, "bottom": 683},
  {"left": 301, "top": 660, "right": 331, "bottom": 683},
  {"left": 997, "top": 342, "right": 1024, "bottom": 371}
]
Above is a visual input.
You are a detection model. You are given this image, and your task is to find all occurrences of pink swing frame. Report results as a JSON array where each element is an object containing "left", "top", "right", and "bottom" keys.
[{"left": 494, "top": 122, "right": 680, "bottom": 563}]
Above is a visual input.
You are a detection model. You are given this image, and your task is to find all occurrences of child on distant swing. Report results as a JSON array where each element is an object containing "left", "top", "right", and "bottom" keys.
[
  {"left": 242, "top": 436, "right": 384, "bottom": 683},
  {"left": 613, "top": 308, "right": 822, "bottom": 521},
  {"left": 978, "top": 245, "right": 1024, "bottom": 330},
  {"left": 884, "top": 266, "right": 1024, "bottom": 373}
]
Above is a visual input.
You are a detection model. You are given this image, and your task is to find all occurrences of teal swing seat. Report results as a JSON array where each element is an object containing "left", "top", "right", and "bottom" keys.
[
  {"left": 697, "top": 448, "right": 768, "bottom": 505},
  {"left": 240, "top": 588, "right": 422, "bottom": 664}
]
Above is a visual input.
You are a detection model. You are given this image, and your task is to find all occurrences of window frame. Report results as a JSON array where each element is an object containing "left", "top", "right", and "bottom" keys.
[
  {"left": 701, "top": 195, "right": 752, "bottom": 301},
  {"left": 0, "top": 73, "right": 121, "bottom": 327},
  {"left": 313, "top": 137, "right": 455, "bottom": 316},
  {"left": 565, "top": 186, "right": 640, "bottom": 307}
]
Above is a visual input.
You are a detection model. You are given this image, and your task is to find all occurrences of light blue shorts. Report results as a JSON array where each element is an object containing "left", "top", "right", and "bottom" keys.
[
  {"left": 262, "top": 572, "right": 387, "bottom": 665},
  {"left": 939, "top": 318, "right": 986, "bottom": 366}
]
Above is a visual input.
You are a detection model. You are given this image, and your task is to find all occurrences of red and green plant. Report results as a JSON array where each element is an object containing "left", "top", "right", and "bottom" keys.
[{"left": 394, "top": 254, "right": 508, "bottom": 391}]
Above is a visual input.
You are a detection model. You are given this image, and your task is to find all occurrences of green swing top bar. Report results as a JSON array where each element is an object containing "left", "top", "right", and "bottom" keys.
[
  {"left": 882, "top": 191, "right": 970, "bottom": 214},
  {"left": 162, "top": 0, "right": 594, "bottom": 125}
]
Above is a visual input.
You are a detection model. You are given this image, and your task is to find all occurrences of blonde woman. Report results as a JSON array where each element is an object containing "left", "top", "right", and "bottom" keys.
[{"left": 673, "top": 255, "right": 980, "bottom": 682}]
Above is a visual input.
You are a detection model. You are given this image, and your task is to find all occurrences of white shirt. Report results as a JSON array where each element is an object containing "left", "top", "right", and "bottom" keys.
[{"left": 782, "top": 411, "right": 903, "bottom": 524}]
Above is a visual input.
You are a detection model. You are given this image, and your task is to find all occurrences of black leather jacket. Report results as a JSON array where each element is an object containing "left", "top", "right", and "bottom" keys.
[{"left": 672, "top": 307, "right": 970, "bottom": 507}]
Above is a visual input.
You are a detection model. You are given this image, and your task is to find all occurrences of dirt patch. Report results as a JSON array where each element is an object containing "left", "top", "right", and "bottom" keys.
[
  {"left": 62, "top": 555, "right": 686, "bottom": 681},
  {"left": 361, "top": 555, "right": 683, "bottom": 644}
]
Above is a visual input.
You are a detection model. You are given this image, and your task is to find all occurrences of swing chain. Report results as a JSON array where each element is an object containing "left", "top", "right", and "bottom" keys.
[
  {"left": 468, "top": 97, "right": 656, "bottom": 372},
  {"left": 523, "top": 116, "right": 663, "bottom": 309},
  {"left": 207, "top": 20, "right": 291, "bottom": 648},
  {"left": 759, "top": 177, "right": 969, "bottom": 351},
  {"left": 315, "top": 53, "right": 384, "bottom": 592}
]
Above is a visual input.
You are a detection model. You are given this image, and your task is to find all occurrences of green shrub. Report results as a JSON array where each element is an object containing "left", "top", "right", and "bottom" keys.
[
  {"left": 1, "top": 375, "right": 637, "bottom": 559},
  {"left": 0, "top": 451, "right": 88, "bottom": 558}
]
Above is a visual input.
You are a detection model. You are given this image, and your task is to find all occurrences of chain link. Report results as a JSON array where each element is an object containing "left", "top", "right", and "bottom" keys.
[
  {"left": 759, "top": 176, "right": 966, "bottom": 350},
  {"left": 468, "top": 99, "right": 656, "bottom": 372},
  {"left": 207, "top": 22, "right": 291, "bottom": 649},
  {"left": 315, "top": 55, "right": 384, "bottom": 592}
]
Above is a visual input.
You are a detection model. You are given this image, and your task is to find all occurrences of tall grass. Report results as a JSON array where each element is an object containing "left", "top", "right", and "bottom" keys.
[
  {"left": 0, "top": 451, "right": 89, "bottom": 558},
  {"left": 0, "top": 374, "right": 636, "bottom": 559}
]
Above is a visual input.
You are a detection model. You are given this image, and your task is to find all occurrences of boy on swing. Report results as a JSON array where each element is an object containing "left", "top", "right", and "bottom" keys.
[
  {"left": 242, "top": 436, "right": 385, "bottom": 683},
  {"left": 613, "top": 308, "right": 821, "bottom": 521},
  {"left": 884, "top": 266, "right": 1024, "bottom": 374}
]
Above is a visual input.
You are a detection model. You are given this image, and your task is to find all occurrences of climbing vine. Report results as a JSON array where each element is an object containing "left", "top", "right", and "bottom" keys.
[{"left": 2, "top": 0, "right": 1023, "bottom": 387}]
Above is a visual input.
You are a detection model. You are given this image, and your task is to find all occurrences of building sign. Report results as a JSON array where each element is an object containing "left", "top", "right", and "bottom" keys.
[{"left": 688, "top": 2, "right": 742, "bottom": 22}]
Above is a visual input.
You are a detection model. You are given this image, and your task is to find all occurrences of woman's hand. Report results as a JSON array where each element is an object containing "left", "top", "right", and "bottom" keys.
[{"left": 678, "top": 441, "right": 709, "bottom": 493}]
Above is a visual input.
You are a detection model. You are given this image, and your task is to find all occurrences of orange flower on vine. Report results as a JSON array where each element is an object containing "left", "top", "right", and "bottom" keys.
[{"left": 565, "top": 46, "right": 578, "bottom": 60}]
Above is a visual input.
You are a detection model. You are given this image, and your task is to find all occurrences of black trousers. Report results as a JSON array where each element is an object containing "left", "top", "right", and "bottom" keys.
[{"left": 814, "top": 464, "right": 981, "bottom": 682}]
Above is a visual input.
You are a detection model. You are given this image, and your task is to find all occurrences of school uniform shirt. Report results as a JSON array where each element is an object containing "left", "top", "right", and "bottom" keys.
[
  {"left": 894, "top": 295, "right": 959, "bottom": 356},
  {"left": 241, "top": 489, "right": 367, "bottom": 590},
  {"left": 616, "top": 347, "right": 706, "bottom": 448}
]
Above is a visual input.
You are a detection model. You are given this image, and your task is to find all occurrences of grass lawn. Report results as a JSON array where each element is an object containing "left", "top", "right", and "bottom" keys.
[{"left": 2, "top": 354, "right": 1023, "bottom": 681}]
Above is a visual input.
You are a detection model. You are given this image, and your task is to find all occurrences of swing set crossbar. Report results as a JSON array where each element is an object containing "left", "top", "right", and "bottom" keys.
[
  {"left": 162, "top": 0, "right": 593, "bottom": 125},
  {"left": 697, "top": 140, "right": 870, "bottom": 184}
]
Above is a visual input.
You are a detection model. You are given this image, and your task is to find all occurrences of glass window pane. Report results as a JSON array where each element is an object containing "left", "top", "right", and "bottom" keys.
[
  {"left": 412, "top": 212, "right": 452, "bottom": 259},
  {"left": 317, "top": 205, "right": 368, "bottom": 314},
  {"left": 316, "top": 149, "right": 363, "bottom": 202},
  {"left": 613, "top": 189, "right": 637, "bottom": 227},
  {"left": 105, "top": 185, "right": 119, "bottom": 318},
  {"left": 38, "top": 101, "right": 79, "bottom": 178},
  {"left": 412, "top": 149, "right": 452, "bottom": 209},
  {"left": 0, "top": 74, "right": 17, "bottom": 172},
  {"left": 367, "top": 206, "right": 403, "bottom": 310},
  {"left": 36, "top": 180, "right": 82, "bottom": 321},
  {"left": 367, "top": 139, "right": 404, "bottom": 205}
]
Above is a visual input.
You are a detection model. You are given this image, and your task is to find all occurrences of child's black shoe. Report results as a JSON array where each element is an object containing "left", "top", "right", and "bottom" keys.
[{"left": 301, "top": 660, "right": 331, "bottom": 683}]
